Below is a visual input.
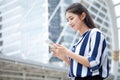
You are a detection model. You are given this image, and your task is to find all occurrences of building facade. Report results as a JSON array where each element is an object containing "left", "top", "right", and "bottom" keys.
[{"left": 0, "top": 0, "right": 49, "bottom": 63}]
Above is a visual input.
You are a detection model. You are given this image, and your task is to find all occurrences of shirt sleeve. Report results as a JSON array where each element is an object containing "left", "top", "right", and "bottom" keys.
[{"left": 87, "top": 31, "right": 107, "bottom": 72}]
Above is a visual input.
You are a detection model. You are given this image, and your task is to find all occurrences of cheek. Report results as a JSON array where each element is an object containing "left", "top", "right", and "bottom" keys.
[
  {"left": 75, "top": 21, "right": 82, "bottom": 29},
  {"left": 75, "top": 20, "right": 81, "bottom": 26},
  {"left": 74, "top": 17, "right": 81, "bottom": 24}
]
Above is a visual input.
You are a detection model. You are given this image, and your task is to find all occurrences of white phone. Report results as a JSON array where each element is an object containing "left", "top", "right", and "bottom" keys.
[
  {"left": 45, "top": 39, "right": 57, "bottom": 62},
  {"left": 45, "top": 39, "right": 55, "bottom": 48}
]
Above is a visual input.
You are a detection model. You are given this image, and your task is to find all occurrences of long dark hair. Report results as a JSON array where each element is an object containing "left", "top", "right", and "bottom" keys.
[{"left": 66, "top": 3, "right": 96, "bottom": 28}]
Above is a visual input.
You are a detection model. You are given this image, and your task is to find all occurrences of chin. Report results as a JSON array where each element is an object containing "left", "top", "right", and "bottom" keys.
[{"left": 72, "top": 28, "right": 78, "bottom": 32}]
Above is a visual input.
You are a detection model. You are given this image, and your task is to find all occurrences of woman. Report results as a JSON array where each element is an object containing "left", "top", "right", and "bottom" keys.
[{"left": 51, "top": 3, "right": 109, "bottom": 80}]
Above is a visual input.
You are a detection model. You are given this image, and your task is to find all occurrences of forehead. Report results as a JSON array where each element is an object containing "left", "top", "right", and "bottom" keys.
[{"left": 66, "top": 12, "right": 76, "bottom": 18}]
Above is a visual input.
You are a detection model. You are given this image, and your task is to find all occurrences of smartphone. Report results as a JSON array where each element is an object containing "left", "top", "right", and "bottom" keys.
[
  {"left": 45, "top": 39, "right": 55, "bottom": 48},
  {"left": 45, "top": 39, "right": 56, "bottom": 62}
]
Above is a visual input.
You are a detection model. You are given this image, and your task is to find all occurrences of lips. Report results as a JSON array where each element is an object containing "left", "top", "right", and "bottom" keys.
[{"left": 71, "top": 25, "right": 75, "bottom": 28}]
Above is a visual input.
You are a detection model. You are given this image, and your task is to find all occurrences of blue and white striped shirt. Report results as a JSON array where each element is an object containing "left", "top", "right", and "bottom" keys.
[{"left": 69, "top": 28, "right": 109, "bottom": 78}]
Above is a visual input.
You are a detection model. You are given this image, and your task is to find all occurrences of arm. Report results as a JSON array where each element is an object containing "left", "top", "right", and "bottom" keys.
[
  {"left": 53, "top": 53, "right": 70, "bottom": 66},
  {"left": 51, "top": 44, "right": 90, "bottom": 67},
  {"left": 66, "top": 50, "right": 90, "bottom": 67},
  {"left": 63, "top": 56, "right": 70, "bottom": 66}
]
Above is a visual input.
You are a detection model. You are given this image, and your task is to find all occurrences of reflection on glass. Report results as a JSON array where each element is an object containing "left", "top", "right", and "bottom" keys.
[{"left": 0, "top": 0, "right": 49, "bottom": 64}]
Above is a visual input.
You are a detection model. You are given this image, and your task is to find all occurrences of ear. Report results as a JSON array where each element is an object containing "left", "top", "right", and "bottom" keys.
[{"left": 80, "top": 12, "right": 86, "bottom": 20}]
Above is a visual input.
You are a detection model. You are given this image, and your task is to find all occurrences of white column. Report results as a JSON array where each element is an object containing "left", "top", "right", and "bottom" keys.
[
  {"left": 106, "top": 0, "right": 119, "bottom": 80},
  {"left": 111, "top": 51, "right": 119, "bottom": 80}
]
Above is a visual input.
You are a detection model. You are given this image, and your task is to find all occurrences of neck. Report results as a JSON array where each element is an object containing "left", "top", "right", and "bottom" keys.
[{"left": 79, "top": 25, "right": 91, "bottom": 36}]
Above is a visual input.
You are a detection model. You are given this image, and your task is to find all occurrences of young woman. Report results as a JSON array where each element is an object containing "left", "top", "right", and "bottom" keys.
[{"left": 51, "top": 3, "right": 109, "bottom": 80}]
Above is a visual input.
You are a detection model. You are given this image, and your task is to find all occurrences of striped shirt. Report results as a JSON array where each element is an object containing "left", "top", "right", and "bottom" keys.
[{"left": 69, "top": 28, "right": 109, "bottom": 78}]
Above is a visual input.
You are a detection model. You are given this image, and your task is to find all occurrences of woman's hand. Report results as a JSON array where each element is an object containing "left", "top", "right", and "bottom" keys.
[
  {"left": 50, "top": 44, "right": 69, "bottom": 56},
  {"left": 53, "top": 52, "right": 67, "bottom": 61},
  {"left": 50, "top": 44, "right": 69, "bottom": 60}
]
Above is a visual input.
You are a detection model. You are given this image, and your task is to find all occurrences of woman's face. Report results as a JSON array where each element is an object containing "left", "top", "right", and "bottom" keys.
[{"left": 66, "top": 12, "right": 84, "bottom": 31}]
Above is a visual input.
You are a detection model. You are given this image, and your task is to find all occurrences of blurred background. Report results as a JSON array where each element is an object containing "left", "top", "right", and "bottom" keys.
[{"left": 0, "top": 0, "right": 120, "bottom": 80}]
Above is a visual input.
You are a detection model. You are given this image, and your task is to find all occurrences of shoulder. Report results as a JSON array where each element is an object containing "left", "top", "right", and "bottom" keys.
[
  {"left": 90, "top": 28, "right": 106, "bottom": 39},
  {"left": 90, "top": 28, "right": 104, "bottom": 36},
  {"left": 90, "top": 28, "right": 101, "bottom": 33}
]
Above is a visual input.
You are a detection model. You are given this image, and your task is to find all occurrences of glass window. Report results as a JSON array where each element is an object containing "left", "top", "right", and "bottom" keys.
[
  {"left": 101, "top": 7, "right": 107, "bottom": 13},
  {"left": 96, "top": 17, "right": 103, "bottom": 23},
  {"left": 93, "top": 1, "right": 100, "bottom": 8},
  {"left": 90, "top": 7, "right": 98, "bottom": 13},
  {"left": 0, "top": 41, "right": 3, "bottom": 46},
  {"left": 115, "top": 5, "right": 120, "bottom": 16},
  {"left": 112, "top": 0, "right": 120, "bottom": 4},
  {"left": 0, "top": 0, "right": 49, "bottom": 64},
  {"left": 99, "top": 12, "right": 105, "bottom": 18}
]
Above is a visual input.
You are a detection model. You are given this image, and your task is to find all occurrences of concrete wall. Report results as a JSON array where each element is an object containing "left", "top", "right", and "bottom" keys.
[{"left": 0, "top": 59, "right": 69, "bottom": 80}]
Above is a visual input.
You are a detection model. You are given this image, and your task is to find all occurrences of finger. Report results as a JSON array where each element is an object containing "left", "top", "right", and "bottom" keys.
[
  {"left": 53, "top": 53, "right": 57, "bottom": 56},
  {"left": 53, "top": 53, "right": 59, "bottom": 57},
  {"left": 50, "top": 48, "right": 56, "bottom": 53},
  {"left": 56, "top": 44, "right": 65, "bottom": 48},
  {"left": 56, "top": 44, "right": 61, "bottom": 47},
  {"left": 54, "top": 44, "right": 62, "bottom": 49},
  {"left": 52, "top": 44, "right": 57, "bottom": 49}
]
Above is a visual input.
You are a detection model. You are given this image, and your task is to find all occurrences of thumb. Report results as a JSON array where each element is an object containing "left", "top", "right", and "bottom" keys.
[{"left": 56, "top": 43, "right": 61, "bottom": 47}]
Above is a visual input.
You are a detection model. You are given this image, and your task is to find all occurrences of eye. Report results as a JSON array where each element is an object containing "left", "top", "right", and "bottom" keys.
[
  {"left": 70, "top": 17, "right": 73, "bottom": 20},
  {"left": 66, "top": 16, "right": 74, "bottom": 22}
]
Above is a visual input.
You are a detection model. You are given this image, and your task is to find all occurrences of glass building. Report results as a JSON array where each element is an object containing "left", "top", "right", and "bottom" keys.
[{"left": 0, "top": 0, "right": 49, "bottom": 63}]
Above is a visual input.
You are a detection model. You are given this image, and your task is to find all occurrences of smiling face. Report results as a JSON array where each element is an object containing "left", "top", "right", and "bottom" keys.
[{"left": 66, "top": 12, "right": 84, "bottom": 31}]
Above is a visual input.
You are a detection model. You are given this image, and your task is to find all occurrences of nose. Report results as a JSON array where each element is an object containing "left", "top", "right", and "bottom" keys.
[
  {"left": 67, "top": 21, "right": 72, "bottom": 26},
  {"left": 67, "top": 22, "right": 70, "bottom": 25},
  {"left": 69, "top": 22, "right": 73, "bottom": 26}
]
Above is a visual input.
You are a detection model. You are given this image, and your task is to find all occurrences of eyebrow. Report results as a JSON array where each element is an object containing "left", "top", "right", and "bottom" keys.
[{"left": 66, "top": 16, "right": 73, "bottom": 21}]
